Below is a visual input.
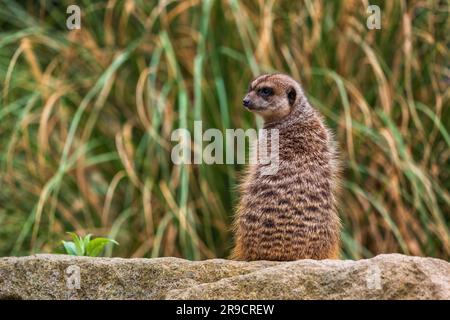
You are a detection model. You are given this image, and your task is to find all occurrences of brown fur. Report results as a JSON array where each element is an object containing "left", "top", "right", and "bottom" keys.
[{"left": 232, "top": 73, "right": 341, "bottom": 261}]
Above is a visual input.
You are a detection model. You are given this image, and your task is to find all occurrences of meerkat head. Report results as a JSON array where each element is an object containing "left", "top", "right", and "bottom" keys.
[{"left": 242, "top": 73, "right": 304, "bottom": 122}]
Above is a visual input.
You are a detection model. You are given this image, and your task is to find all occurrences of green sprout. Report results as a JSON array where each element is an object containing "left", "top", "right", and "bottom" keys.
[{"left": 62, "top": 232, "right": 118, "bottom": 257}]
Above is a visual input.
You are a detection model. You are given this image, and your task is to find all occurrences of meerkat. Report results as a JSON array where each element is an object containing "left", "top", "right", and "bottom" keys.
[{"left": 232, "top": 73, "right": 341, "bottom": 261}]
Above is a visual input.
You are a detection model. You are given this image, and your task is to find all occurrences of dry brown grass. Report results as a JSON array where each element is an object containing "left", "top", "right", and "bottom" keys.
[{"left": 0, "top": 0, "right": 448, "bottom": 259}]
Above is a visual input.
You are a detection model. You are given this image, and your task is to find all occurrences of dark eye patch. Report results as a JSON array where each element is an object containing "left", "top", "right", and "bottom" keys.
[{"left": 257, "top": 87, "right": 274, "bottom": 97}]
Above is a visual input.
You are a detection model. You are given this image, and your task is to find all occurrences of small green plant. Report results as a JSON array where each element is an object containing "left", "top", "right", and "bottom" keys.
[{"left": 62, "top": 233, "right": 118, "bottom": 257}]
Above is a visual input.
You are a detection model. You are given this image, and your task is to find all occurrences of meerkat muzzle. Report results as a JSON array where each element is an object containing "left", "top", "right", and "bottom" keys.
[{"left": 242, "top": 97, "right": 252, "bottom": 108}]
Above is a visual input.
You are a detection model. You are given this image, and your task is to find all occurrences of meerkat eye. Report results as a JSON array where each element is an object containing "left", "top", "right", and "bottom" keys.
[{"left": 258, "top": 87, "right": 273, "bottom": 97}]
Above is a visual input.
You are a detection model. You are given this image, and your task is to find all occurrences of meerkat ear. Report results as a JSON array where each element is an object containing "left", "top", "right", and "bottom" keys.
[{"left": 287, "top": 87, "right": 297, "bottom": 106}]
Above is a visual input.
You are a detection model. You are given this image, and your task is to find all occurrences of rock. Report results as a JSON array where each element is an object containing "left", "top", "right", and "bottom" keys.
[{"left": 0, "top": 254, "right": 448, "bottom": 299}]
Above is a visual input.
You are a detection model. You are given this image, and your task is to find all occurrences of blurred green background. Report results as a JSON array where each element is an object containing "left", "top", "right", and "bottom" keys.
[{"left": 0, "top": 0, "right": 448, "bottom": 260}]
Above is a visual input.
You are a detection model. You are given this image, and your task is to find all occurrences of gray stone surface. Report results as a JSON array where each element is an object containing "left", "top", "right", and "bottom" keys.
[{"left": 0, "top": 254, "right": 448, "bottom": 299}]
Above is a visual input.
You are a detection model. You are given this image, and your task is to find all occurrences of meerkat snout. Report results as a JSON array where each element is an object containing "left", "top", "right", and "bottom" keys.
[
  {"left": 242, "top": 97, "right": 252, "bottom": 107},
  {"left": 242, "top": 73, "right": 302, "bottom": 122}
]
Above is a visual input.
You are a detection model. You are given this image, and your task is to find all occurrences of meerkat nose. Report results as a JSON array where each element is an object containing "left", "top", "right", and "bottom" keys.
[{"left": 243, "top": 98, "right": 251, "bottom": 107}]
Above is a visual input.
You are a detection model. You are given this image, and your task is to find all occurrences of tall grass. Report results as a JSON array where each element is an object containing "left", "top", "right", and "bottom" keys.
[{"left": 0, "top": 0, "right": 448, "bottom": 260}]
